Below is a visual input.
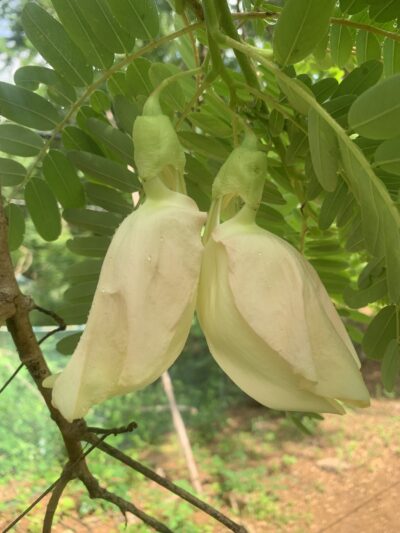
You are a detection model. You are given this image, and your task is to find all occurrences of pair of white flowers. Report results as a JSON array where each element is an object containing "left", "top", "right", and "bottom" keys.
[{"left": 46, "top": 108, "right": 370, "bottom": 423}]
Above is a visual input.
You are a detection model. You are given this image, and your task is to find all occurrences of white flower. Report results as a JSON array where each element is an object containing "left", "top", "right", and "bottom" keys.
[
  {"left": 47, "top": 178, "right": 205, "bottom": 422},
  {"left": 197, "top": 204, "right": 370, "bottom": 414}
]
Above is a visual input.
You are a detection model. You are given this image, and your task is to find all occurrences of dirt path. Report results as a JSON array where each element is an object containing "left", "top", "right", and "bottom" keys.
[{"left": 264, "top": 399, "right": 400, "bottom": 533}]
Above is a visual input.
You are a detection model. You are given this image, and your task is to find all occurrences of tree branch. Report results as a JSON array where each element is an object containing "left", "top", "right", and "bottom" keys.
[
  {"left": 42, "top": 467, "right": 74, "bottom": 533},
  {"left": 79, "top": 470, "right": 173, "bottom": 533},
  {"left": 83, "top": 433, "right": 248, "bottom": 533}
]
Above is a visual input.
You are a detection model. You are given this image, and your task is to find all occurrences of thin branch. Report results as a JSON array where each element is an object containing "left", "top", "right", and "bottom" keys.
[
  {"left": 42, "top": 467, "right": 73, "bottom": 533},
  {"left": 79, "top": 470, "right": 173, "bottom": 533},
  {"left": 0, "top": 308, "right": 64, "bottom": 394},
  {"left": 0, "top": 362, "right": 24, "bottom": 394},
  {"left": 83, "top": 433, "right": 248, "bottom": 533},
  {"left": 32, "top": 304, "right": 66, "bottom": 330},
  {"left": 86, "top": 420, "right": 138, "bottom": 436},
  {"left": 330, "top": 17, "right": 400, "bottom": 43},
  {"left": 233, "top": 11, "right": 400, "bottom": 43},
  {"left": 3, "top": 435, "right": 107, "bottom": 532}
]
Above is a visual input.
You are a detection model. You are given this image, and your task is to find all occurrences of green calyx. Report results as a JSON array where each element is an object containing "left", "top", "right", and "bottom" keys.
[
  {"left": 132, "top": 95, "right": 186, "bottom": 193},
  {"left": 212, "top": 132, "right": 267, "bottom": 210}
]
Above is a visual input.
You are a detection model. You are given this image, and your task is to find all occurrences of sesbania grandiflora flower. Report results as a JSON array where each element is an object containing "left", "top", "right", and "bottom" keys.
[
  {"left": 197, "top": 136, "right": 370, "bottom": 414},
  {"left": 45, "top": 103, "right": 205, "bottom": 422}
]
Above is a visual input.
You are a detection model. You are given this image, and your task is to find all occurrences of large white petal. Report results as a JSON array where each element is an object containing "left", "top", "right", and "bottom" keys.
[
  {"left": 197, "top": 237, "right": 344, "bottom": 414},
  {"left": 198, "top": 206, "right": 369, "bottom": 413},
  {"left": 50, "top": 187, "right": 205, "bottom": 422}
]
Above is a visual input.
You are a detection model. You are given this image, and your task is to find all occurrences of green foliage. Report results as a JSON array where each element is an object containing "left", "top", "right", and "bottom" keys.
[
  {"left": 1, "top": 0, "right": 400, "bottom": 471},
  {"left": 273, "top": 0, "right": 336, "bottom": 66}
]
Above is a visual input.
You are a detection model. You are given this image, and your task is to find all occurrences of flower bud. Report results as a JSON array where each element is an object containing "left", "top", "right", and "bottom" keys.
[
  {"left": 197, "top": 205, "right": 370, "bottom": 414},
  {"left": 132, "top": 101, "right": 186, "bottom": 192},
  {"left": 47, "top": 178, "right": 205, "bottom": 422}
]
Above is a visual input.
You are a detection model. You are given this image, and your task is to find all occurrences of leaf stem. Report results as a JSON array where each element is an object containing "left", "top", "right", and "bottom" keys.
[{"left": 215, "top": 0, "right": 260, "bottom": 89}]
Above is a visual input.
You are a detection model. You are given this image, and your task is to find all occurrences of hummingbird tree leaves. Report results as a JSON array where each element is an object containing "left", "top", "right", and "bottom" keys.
[{"left": 0, "top": 0, "right": 399, "bottom": 384}]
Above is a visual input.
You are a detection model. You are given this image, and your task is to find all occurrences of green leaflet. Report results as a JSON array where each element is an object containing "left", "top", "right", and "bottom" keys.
[
  {"left": 349, "top": 74, "right": 400, "bottom": 140},
  {"left": 261, "top": 54, "right": 400, "bottom": 302},
  {"left": 344, "top": 278, "right": 387, "bottom": 308},
  {"left": 269, "top": 109, "right": 285, "bottom": 137},
  {"left": 0, "top": 123, "right": 43, "bottom": 157},
  {"left": 4, "top": 203, "right": 25, "bottom": 251},
  {"left": 108, "top": 0, "right": 159, "bottom": 40},
  {"left": 85, "top": 183, "right": 132, "bottom": 216},
  {"left": 0, "top": 82, "right": 61, "bottom": 131},
  {"left": 308, "top": 107, "right": 339, "bottom": 192},
  {"left": 188, "top": 111, "right": 232, "bottom": 138},
  {"left": 14, "top": 65, "right": 76, "bottom": 106},
  {"left": 340, "top": 0, "right": 368, "bottom": 15},
  {"left": 68, "top": 151, "right": 139, "bottom": 192},
  {"left": 362, "top": 305, "right": 397, "bottom": 360},
  {"left": 149, "top": 63, "right": 186, "bottom": 113},
  {"left": 369, "top": 0, "right": 400, "bottom": 22},
  {"left": 112, "top": 96, "right": 139, "bottom": 133},
  {"left": 319, "top": 181, "right": 348, "bottom": 230},
  {"left": 22, "top": 3, "right": 93, "bottom": 87},
  {"left": 323, "top": 95, "right": 356, "bottom": 129},
  {"left": 178, "top": 132, "right": 231, "bottom": 161},
  {"left": 86, "top": 118, "right": 134, "bottom": 165},
  {"left": 273, "top": 0, "right": 336, "bottom": 66},
  {"left": 90, "top": 91, "right": 111, "bottom": 113},
  {"left": 72, "top": 0, "right": 134, "bottom": 54},
  {"left": 356, "top": 30, "right": 381, "bottom": 64},
  {"left": 330, "top": 25, "right": 353, "bottom": 68},
  {"left": 62, "top": 126, "right": 103, "bottom": 155},
  {"left": 311, "top": 78, "right": 338, "bottom": 103},
  {"left": 43, "top": 150, "right": 85, "bottom": 209},
  {"left": 51, "top": 0, "right": 114, "bottom": 69},
  {"left": 285, "top": 130, "right": 308, "bottom": 165},
  {"left": 57, "top": 302, "right": 91, "bottom": 325},
  {"left": 63, "top": 208, "right": 121, "bottom": 236},
  {"left": 374, "top": 138, "right": 400, "bottom": 175},
  {"left": 0, "top": 158, "right": 26, "bottom": 187},
  {"left": 126, "top": 58, "right": 153, "bottom": 97},
  {"left": 65, "top": 259, "right": 102, "bottom": 283},
  {"left": 332, "top": 60, "right": 383, "bottom": 99},
  {"left": 64, "top": 280, "right": 98, "bottom": 303},
  {"left": 383, "top": 39, "right": 400, "bottom": 78},
  {"left": 56, "top": 332, "right": 82, "bottom": 355},
  {"left": 24, "top": 178, "right": 61, "bottom": 242},
  {"left": 67, "top": 236, "right": 110, "bottom": 257}
]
